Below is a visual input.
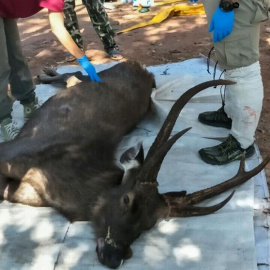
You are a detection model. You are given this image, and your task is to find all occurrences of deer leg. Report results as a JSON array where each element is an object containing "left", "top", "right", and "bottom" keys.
[
  {"left": 37, "top": 73, "right": 67, "bottom": 84},
  {"left": 43, "top": 67, "right": 59, "bottom": 76},
  {"left": 0, "top": 171, "right": 47, "bottom": 207},
  {"left": 0, "top": 159, "right": 31, "bottom": 180},
  {"left": 0, "top": 174, "right": 12, "bottom": 200},
  {"left": 0, "top": 136, "right": 70, "bottom": 179},
  {"left": 38, "top": 70, "right": 84, "bottom": 84},
  {"left": 66, "top": 76, "right": 83, "bottom": 88},
  {"left": 5, "top": 181, "right": 45, "bottom": 207}
]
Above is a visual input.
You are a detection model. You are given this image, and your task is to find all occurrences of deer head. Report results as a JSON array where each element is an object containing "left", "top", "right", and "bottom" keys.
[{"left": 91, "top": 80, "right": 270, "bottom": 269}]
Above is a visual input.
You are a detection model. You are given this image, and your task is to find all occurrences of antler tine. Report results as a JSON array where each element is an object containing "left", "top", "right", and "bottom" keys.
[
  {"left": 144, "top": 80, "right": 236, "bottom": 165},
  {"left": 137, "top": 127, "right": 191, "bottom": 183},
  {"left": 138, "top": 79, "right": 236, "bottom": 184},
  {"left": 159, "top": 154, "right": 270, "bottom": 218},
  {"left": 165, "top": 191, "right": 235, "bottom": 218},
  {"left": 179, "top": 154, "right": 270, "bottom": 206}
]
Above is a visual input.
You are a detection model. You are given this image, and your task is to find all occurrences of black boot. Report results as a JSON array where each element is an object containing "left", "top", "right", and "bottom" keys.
[
  {"left": 198, "top": 135, "right": 255, "bottom": 165},
  {"left": 198, "top": 105, "right": 232, "bottom": 129}
]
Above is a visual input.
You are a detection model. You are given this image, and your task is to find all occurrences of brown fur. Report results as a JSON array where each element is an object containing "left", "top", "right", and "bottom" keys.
[{"left": 0, "top": 61, "right": 155, "bottom": 222}]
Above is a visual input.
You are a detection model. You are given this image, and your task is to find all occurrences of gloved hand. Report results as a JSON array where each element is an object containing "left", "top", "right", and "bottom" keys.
[
  {"left": 77, "top": 55, "right": 102, "bottom": 82},
  {"left": 209, "top": 7, "right": 234, "bottom": 43}
]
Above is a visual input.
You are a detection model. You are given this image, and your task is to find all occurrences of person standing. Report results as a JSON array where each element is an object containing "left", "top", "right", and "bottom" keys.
[
  {"left": 64, "top": 0, "right": 123, "bottom": 61},
  {"left": 0, "top": 0, "right": 101, "bottom": 141},
  {"left": 197, "top": 0, "right": 269, "bottom": 165}
]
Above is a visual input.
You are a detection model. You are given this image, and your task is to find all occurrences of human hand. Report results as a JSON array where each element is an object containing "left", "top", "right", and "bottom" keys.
[
  {"left": 77, "top": 55, "right": 102, "bottom": 82},
  {"left": 209, "top": 7, "right": 234, "bottom": 43}
]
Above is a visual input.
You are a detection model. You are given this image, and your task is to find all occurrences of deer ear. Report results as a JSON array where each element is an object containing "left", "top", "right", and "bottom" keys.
[{"left": 120, "top": 142, "right": 144, "bottom": 166}]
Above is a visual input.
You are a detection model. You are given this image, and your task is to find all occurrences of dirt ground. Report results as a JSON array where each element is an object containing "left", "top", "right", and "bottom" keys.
[{"left": 18, "top": 1, "right": 270, "bottom": 183}]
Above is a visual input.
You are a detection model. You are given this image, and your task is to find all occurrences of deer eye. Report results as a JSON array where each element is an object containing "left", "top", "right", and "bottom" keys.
[{"left": 123, "top": 195, "right": 129, "bottom": 205}]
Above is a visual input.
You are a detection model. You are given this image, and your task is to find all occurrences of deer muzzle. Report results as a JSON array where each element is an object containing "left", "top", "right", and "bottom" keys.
[{"left": 96, "top": 237, "right": 125, "bottom": 269}]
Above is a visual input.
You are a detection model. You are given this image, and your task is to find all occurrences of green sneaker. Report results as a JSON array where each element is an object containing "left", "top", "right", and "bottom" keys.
[
  {"left": 198, "top": 105, "right": 232, "bottom": 129},
  {"left": 23, "top": 97, "right": 41, "bottom": 122},
  {"left": 198, "top": 135, "right": 255, "bottom": 165},
  {"left": 1, "top": 118, "right": 20, "bottom": 141}
]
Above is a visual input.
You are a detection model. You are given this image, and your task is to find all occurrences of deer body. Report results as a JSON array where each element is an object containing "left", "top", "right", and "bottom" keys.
[{"left": 0, "top": 61, "right": 154, "bottom": 221}]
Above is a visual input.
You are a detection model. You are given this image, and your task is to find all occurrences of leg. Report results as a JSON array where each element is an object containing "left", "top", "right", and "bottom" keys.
[
  {"left": 0, "top": 18, "right": 22, "bottom": 141},
  {"left": 0, "top": 174, "right": 12, "bottom": 200},
  {"left": 83, "top": 0, "right": 122, "bottom": 59},
  {"left": 224, "top": 62, "right": 263, "bottom": 149},
  {"left": 4, "top": 19, "right": 35, "bottom": 103},
  {"left": 63, "top": 0, "right": 84, "bottom": 50},
  {"left": 3, "top": 19, "right": 40, "bottom": 124},
  {"left": 198, "top": 0, "right": 265, "bottom": 164},
  {"left": 0, "top": 172, "right": 46, "bottom": 207},
  {"left": 0, "top": 17, "right": 13, "bottom": 122}
]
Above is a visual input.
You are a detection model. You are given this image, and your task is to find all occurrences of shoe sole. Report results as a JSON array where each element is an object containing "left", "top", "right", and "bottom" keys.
[
  {"left": 198, "top": 147, "right": 255, "bottom": 166},
  {"left": 198, "top": 117, "right": 232, "bottom": 129}
]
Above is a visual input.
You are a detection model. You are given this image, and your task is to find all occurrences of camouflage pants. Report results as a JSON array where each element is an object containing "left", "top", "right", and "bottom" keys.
[{"left": 64, "top": 0, "right": 117, "bottom": 52}]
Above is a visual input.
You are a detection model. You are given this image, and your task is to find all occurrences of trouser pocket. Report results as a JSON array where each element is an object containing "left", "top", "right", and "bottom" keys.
[
  {"left": 225, "top": 35, "right": 253, "bottom": 68},
  {"left": 214, "top": 25, "right": 260, "bottom": 70},
  {"left": 252, "top": 0, "right": 269, "bottom": 23}
]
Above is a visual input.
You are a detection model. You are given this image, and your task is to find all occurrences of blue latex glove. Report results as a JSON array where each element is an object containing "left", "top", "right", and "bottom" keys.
[
  {"left": 209, "top": 7, "right": 234, "bottom": 43},
  {"left": 77, "top": 55, "right": 102, "bottom": 82}
]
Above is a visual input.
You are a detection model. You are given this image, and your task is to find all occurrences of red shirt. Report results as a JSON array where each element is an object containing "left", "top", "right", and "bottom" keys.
[{"left": 0, "top": 0, "right": 64, "bottom": 19}]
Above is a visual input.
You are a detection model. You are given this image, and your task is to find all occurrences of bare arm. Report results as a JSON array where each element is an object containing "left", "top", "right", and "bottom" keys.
[
  {"left": 48, "top": 10, "right": 101, "bottom": 82},
  {"left": 48, "top": 11, "right": 84, "bottom": 59}
]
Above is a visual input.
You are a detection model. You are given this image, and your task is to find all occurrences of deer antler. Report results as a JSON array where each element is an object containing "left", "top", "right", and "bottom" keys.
[
  {"left": 162, "top": 154, "right": 270, "bottom": 217},
  {"left": 137, "top": 79, "right": 236, "bottom": 183},
  {"left": 164, "top": 191, "right": 235, "bottom": 218}
]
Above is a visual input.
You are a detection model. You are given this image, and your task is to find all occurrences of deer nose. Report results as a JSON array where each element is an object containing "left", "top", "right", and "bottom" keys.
[
  {"left": 96, "top": 238, "right": 105, "bottom": 263},
  {"left": 96, "top": 238, "right": 124, "bottom": 269}
]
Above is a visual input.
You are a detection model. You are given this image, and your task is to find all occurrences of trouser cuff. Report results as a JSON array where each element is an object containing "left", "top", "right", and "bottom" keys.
[
  {"left": 0, "top": 114, "right": 12, "bottom": 123},
  {"left": 19, "top": 90, "right": 36, "bottom": 105}
]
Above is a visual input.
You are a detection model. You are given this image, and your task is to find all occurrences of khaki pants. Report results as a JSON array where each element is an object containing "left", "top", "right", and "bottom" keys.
[
  {"left": 0, "top": 18, "right": 35, "bottom": 121},
  {"left": 202, "top": 0, "right": 269, "bottom": 70},
  {"left": 201, "top": 0, "right": 269, "bottom": 148}
]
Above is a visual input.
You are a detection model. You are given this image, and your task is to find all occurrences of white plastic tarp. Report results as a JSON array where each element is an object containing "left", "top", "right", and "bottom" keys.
[{"left": 0, "top": 58, "right": 269, "bottom": 270}]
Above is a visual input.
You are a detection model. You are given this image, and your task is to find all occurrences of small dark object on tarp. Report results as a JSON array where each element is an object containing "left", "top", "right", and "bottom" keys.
[{"left": 139, "top": 7, "right": 149, "bottom": 12}]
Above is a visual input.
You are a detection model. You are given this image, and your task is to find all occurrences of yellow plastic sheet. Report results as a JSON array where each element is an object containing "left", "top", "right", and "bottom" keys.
[
  {"left": 154, "top": 0, "right": 185, "bottom": 6},
  {"left": 117, "top": 4, "right": 205, "bottom": 34}
]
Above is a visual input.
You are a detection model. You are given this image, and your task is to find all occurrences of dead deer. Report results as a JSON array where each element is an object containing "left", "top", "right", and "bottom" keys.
[{"left": 0, "top": 61, "right": 268, "bottom": 269}]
